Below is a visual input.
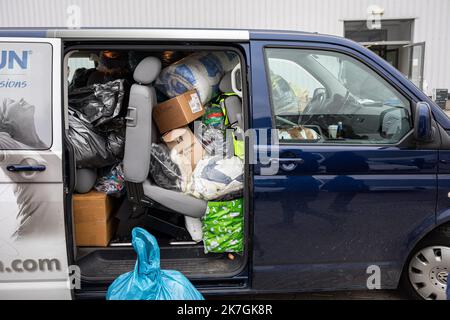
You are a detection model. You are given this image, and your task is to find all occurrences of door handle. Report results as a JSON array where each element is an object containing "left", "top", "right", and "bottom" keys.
[
  {"left": 279, "top": 158, "right": 305, "bottom": 164},
  {"left": 6, "top": 164, "right": 46, "bottom": 172},
  {"left": 267, "top": 158, "right": 305, "bottom": 164},
  {"left": 268, "top": 158, "right": 304, "bottom": 172}
]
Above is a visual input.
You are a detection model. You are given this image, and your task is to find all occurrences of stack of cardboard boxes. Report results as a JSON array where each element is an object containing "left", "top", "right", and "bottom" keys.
[{"left": 153, "top": 89, "right": 205, "bottom": 168}]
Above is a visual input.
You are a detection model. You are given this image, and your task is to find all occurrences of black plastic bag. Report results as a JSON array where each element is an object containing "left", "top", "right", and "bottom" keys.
[
  {"left": 96, "top": 118, "right": 126, "bottom": 160},
  {"left": 106, "top": 130, "right": 125, "bottom": 160},
  {"left": 68, "top": 112, "right": 117, "bottom": 168},
  {"left": 68, "top": 67, "right": 96, "bottom": 92},
  {"left": 69, "top": 79, "right": 124, "bottom": 126}
]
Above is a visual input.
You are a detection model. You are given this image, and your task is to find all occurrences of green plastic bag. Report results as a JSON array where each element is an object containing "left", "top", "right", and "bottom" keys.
[{"left": 203, "top": 198, "right": 244, "bottom": 253}]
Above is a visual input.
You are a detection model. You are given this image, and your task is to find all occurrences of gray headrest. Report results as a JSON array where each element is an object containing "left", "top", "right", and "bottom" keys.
[
  {"left": 75, "top": 168, "right": 97, "bottom": 194},
  {"left": 219, "top": 72, "right": 233, "bottom": 92},
  {"left": 133, "top": 56, "right": 161, "bottom": 84}
]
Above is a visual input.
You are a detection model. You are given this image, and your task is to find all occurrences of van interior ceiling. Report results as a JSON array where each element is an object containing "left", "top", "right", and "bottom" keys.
[{"left": 63, "top": 46, "right": 247, "bottom": 284}]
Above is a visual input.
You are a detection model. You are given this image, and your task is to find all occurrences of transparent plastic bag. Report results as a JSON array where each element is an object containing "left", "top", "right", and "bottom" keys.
[
  {"left": 106, "top": 227, "right": 204, "bottom": 300},
  {"left": 149, "top": 143, "right": 182, "bottom": 191},
  {"left": 95, "top": 163, "right": 125, "bottom": 197},
  {"left": 194, "top": 122, "right": 233, "bottom": 157},
  {"left": 202, "top": 104, "right": 225, "bottom": 129}
]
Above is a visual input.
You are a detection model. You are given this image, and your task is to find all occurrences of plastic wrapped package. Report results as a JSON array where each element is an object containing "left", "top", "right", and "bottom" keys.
[
  {"left": 184, "top": 216, "right": 203, "bottom": 243},
  {"left": 187, "top": 156, "right": 244, "bottom": 201},
  {"left": 95, "top": 163, "right": 125, "bottom": 197},
  {"left": 202, "top": 104, "right": 225, "bottom": 129},
  {"left": 169, "top": 149, "right": 191, "bottom": 193},
  {"left": 155, "top": 51, "right": 238, "bottom": 104},
  {"left": 203, "top": 198, "right": 244, "bottom": 253},
  {"left": 107, "top": 227, "right": 204, "bottom": 300},
  {"left": 194, "top": 122, "right": 233, "bottom": 157},
  {"left": 68, "top": 79, "right": 125, "bottom": 126},
  {"left": 67, "top": 112, "right": 117, "bottom": 168},
  {"left": 149, "top": 143, "right": 182, "bottom": 191}
]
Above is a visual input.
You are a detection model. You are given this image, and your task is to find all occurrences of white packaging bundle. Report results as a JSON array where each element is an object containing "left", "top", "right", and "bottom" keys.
[
  {"left": 184, "top": 216, "right": 203, "bottom": 243},
  {"left": 155, "top": 51, "right": 238, "bottom": 104},
  {"left": 187, "top": 156, "right": 244, "bottom": 201}
]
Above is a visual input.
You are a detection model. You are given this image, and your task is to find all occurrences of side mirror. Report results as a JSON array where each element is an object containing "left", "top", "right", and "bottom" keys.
[{"left": 414, "top": 102, "right": 434, "bottom": 143}]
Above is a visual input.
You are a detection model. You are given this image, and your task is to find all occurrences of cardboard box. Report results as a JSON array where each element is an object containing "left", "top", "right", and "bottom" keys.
[
  {"left": 73, "top": 191, "right": 118, "bottom": 247},
  {"left": 162, "top": 126, "right": 205, "bottom": 170},
  {"left": 153, "top": 90, "right": 205, "bottom": 134},
  {"left": 74, "top": 218, "right": 117, "bottom": 248}
]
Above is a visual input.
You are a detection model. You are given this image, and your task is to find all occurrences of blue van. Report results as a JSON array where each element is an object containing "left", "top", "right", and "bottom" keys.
[{"left": 0, "top": 29, "right": 448, "bottom": 300}]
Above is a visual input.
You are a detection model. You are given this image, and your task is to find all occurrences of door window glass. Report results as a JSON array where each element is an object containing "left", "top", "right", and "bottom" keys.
[
  {"left": 0, "top": 42, "right": 53, "bottom": 149},
  {"left": 265, "top": 48, "right": 412, "bottom": 144}
]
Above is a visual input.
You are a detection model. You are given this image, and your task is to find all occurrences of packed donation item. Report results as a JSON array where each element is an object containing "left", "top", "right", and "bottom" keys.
[
  {"left": 68, "top": 79, "right": 125, "bottom": 126},
  {"left": 73, "top": 190, "right": 118, "bottom": 247},
  {"left": 106, "top": 227, "right": 204, "bottom": 300},
  {"left": 162, "top": 126, "right": 205, "bottom": 171},
  {"left": 203, "top": 198, "right": 244, "bottom": 253},
  {"left": 187, "top": 156, "right": 244, "bottom": 201},
  {"left": 68, "top": 112, "right": 118, "bottom": 168},
  {"left": 155, "top": 51, "right": 238, "bottom": 104},
  {"left": 153, "top": 90, "right": 204, "bottom": 134}
]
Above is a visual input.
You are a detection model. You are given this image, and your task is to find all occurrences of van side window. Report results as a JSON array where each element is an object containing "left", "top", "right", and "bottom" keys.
[
  {"left": 0, "top": 42, "right": 53, "bottom": 150},
  {"left": 265, "top": 48, "right": 412, "bottom": 144}
]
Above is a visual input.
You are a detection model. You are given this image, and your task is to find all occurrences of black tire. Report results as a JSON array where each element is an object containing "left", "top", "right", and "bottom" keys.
[{"left": 400, "top": 224, "right": 450, "bottom": 300}]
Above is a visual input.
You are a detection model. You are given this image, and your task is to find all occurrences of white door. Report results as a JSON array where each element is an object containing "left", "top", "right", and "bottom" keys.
[{"left": 0, "top": 38, "right": 71, "bottom": 299}]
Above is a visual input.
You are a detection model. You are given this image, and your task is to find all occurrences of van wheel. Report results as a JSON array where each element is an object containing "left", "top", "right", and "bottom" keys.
[{"left": 401, "top": 225, "right": 450, "bottom": 300}]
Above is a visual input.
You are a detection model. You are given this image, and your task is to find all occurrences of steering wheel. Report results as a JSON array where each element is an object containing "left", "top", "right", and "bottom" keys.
[{"left": 299, "top": 88, "right": 327, "bottom": 125}]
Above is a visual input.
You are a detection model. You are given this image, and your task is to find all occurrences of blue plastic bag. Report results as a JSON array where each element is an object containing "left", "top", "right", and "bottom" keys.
[{"left": 106, "top": 228, "right": 204, "bottom": 300}]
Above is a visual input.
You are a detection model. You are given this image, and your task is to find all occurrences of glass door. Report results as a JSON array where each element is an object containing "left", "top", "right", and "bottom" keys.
[{"left": 406, "top": 42, "right": 425, "bottom": 90}]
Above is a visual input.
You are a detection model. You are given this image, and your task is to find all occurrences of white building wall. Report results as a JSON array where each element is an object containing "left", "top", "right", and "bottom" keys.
[{"left": 0, "top": 0, "right": 449, "bottom": 93}]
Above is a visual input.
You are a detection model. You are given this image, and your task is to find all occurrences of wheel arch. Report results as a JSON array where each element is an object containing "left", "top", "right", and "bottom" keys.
[
  {"left": 400, "top": 220, "right": 450, "bottom": 277},
  {"left": 397, "top": 221, "right": 450, "bottom": 299}
]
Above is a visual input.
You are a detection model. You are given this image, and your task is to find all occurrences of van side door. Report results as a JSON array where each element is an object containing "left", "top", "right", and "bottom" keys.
[
  {"left": 250, "top": 39, "right": 438, "bottom": 292},
  {"left": 0, "top": 37, "right": 71, "bottom": 299}
]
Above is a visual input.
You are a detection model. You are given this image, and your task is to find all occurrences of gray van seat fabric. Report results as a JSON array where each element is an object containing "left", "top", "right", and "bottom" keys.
[
  {"left": 219, "top": 69, "right": 242, "bottom": 93},
  {"left": 124, "top": 56, "right": 208, "bottom": 218},
  {"left": 123, "top": 57, "right": 161, "bottom": 183},
  {"left": 224, "top": 95, "right": 243, "bottom": 128},
  {"left": 219, "top": 72, "right": 233, "bottom": 92},
  {"left": 123, "top": 84, "right": 154, "bottom": 183},
  {"left": 142, "top": 180, "right": 207, "bottom": 218},
  {"left": 219, "top": 71, "right": 243, "bottom": 130},
  {"left": 133, "top": 56, "right": 161, "bottom": 85}
]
